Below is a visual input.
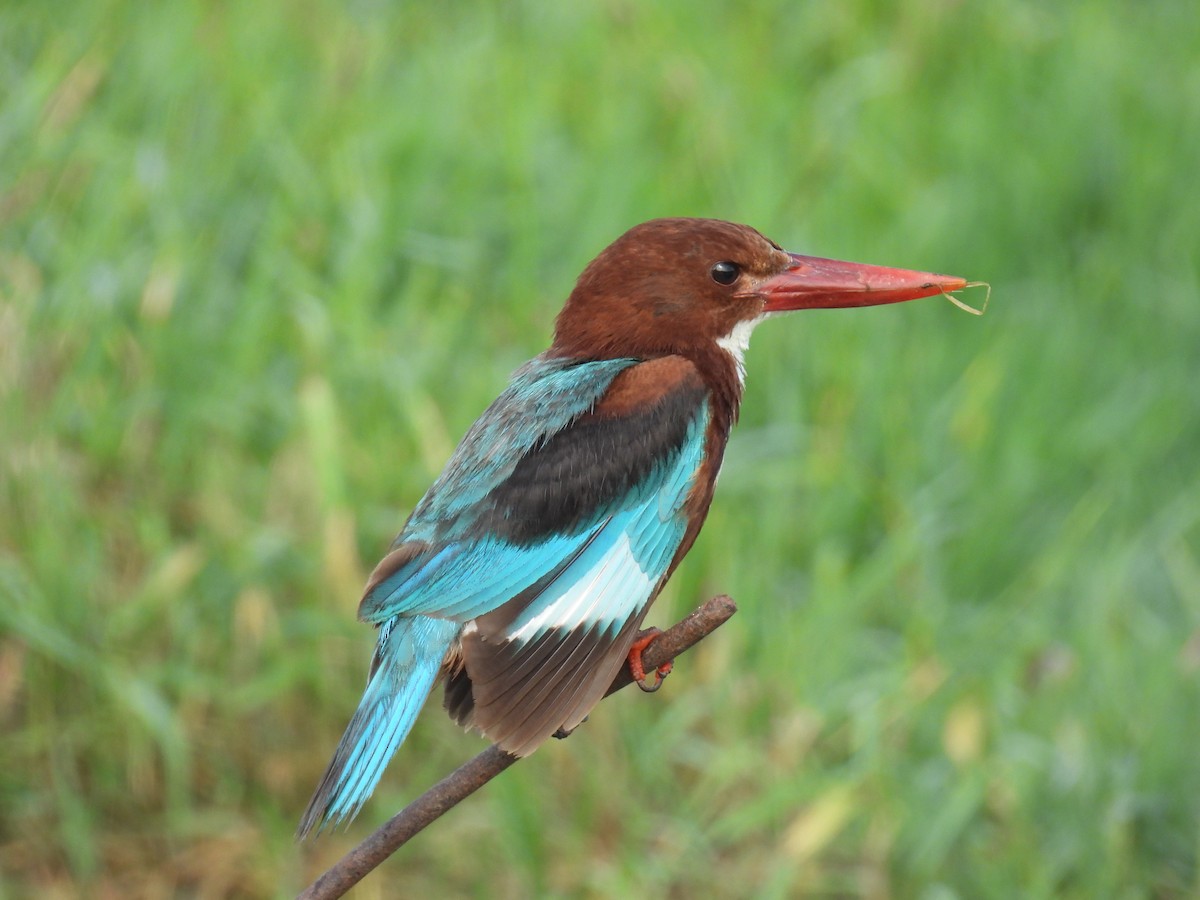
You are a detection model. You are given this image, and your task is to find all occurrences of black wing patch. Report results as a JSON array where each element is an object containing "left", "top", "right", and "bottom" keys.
[{"left": 470, "top": 374, "right": 707, "bottom": 545}]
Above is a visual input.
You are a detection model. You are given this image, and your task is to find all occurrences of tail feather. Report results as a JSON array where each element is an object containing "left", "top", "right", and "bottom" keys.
[{"left": 297, "top": 615, "right": 459, "bottom": 838}]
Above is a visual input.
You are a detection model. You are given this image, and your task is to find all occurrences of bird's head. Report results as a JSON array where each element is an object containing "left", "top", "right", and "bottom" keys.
[{"left": 552, "top": 217, "right": 966, "bottom": 367}]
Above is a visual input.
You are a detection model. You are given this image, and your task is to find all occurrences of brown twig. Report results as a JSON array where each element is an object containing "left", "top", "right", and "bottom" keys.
[{"left": 297, "top": 594, "right": 738, "bottom": 900}]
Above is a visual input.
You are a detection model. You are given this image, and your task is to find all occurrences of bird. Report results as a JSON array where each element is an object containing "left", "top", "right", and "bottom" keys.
[{"left": 298, "top": 217, "right": 966, "bottom": 836}]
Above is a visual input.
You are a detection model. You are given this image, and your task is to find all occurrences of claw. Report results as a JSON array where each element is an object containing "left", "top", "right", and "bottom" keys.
[
  {"left": 552, "top": 717, "right": 587, "bottom": 740},
  {"left": 628, "top": 628, "right": 673, "bottom": 692}
]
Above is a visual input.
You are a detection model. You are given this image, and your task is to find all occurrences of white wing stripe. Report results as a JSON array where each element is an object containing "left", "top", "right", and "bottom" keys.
[{"left": 507, "top": 529, "right": 654, "bottom": 642}]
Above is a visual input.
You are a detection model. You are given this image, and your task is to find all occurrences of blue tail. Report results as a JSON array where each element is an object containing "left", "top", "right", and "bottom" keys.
[{"left": 298, "top": 615, "right": 460, "bottom": 837}]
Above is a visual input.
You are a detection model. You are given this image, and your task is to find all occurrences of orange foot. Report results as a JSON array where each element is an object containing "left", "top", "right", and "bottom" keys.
[{"left": 628, "top": 628, "right": 673, "bottom": 693}]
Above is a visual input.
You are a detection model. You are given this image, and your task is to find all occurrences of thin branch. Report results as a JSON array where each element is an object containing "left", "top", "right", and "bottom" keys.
[{"left": 298, "top": 594, "right": 738, "bottom": 900}]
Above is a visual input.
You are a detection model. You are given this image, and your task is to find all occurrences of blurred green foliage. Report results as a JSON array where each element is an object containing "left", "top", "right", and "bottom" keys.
[{"left": 2, "top": 0, "right": 1198, "bottom": 896}]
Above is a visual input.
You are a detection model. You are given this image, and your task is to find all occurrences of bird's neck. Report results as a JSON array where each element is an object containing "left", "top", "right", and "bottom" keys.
[{"left": 689, "top": 342, "right": 746, "bottom": 434}]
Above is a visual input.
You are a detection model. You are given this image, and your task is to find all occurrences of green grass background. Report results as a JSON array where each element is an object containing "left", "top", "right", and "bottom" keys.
[{"left": 2, "top": 1, "right": 1198, "bottom": 896}]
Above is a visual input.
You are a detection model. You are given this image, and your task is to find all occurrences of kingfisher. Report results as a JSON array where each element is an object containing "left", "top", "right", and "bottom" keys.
[{"left": 298, "top": 217, "right": 966, "bottom": 836}]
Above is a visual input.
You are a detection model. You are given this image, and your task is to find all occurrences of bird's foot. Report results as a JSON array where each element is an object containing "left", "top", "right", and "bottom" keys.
[{"left": 628, "top": 628, "right": 672, "bottom": 692}]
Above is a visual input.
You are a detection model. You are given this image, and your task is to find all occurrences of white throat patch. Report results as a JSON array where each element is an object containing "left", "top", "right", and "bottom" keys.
[{"left": 715, "top": 315, "right": 766, "bottom": 386}]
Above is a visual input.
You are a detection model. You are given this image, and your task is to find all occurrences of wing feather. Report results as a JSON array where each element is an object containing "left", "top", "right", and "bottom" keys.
[
  {"left": 451, "top": 392, "right": 710, "bottom": 754},
  {"left": 359, "top": 355, "right": 713, "bottom": 755}
]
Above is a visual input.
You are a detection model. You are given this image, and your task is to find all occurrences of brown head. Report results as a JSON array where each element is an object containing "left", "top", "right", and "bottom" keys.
[{"left": 552, "top": 217, "right": 966, "bottom": 368}]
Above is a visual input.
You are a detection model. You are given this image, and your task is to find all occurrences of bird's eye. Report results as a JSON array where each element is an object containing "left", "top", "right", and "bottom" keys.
[{"left": 710, "top": 261, "right": 740, "bottom": 285}]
